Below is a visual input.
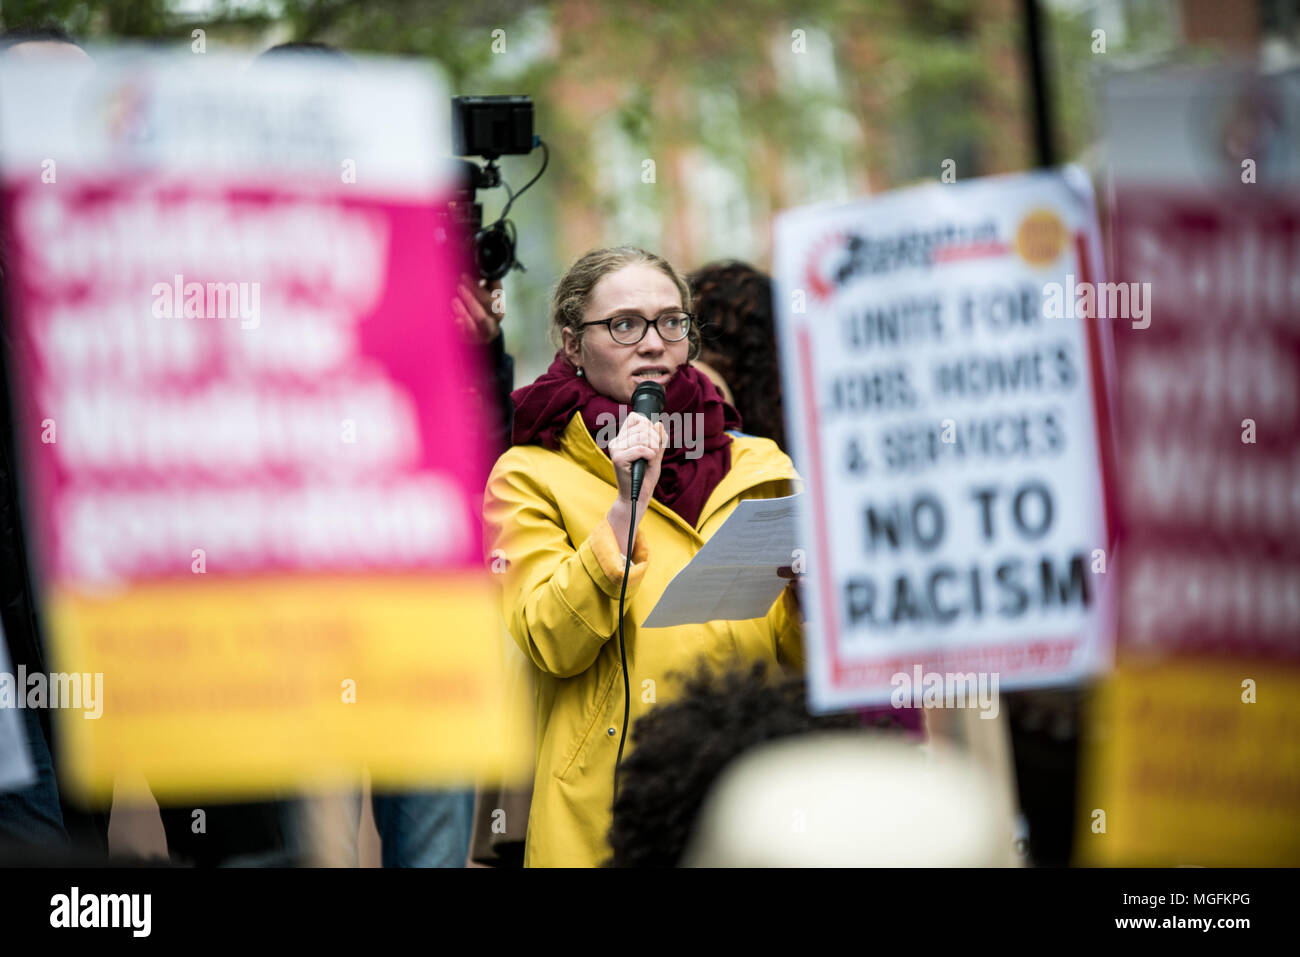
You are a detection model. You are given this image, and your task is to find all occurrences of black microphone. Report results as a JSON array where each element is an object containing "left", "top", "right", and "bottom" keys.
[{"left": 628, "top": 381, "right": 666, "bottom": 503}]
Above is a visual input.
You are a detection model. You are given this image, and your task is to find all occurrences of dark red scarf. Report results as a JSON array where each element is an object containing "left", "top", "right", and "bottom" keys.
[{"left": 511, "top": 353, "right": 742, "bottom": 528}]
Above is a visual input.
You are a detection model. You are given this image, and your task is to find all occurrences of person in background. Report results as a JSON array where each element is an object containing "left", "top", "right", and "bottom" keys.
[
  {"left": 680, "top": 725, "right": 1013, "bottom": 866},
  {"left": 605, "top": 660, "right": 909, "bottom": 866},
  {"left": 452, "top": 275, "right": 516, "bottom": 457},
  {"left": 353, "top": 271, "right": 512, "bottom": 868},
  {"left": 1, "top": 23, "right": 281, "bottom": 868},
  {"left": 0, "top": 22, "right": 107, "bottom": 864},
  {"left": 608, "top": 661, "right": 1007, "bottom": 868},
  {"left": 688, "top": 261, "right": 787, "bottom": 452}
]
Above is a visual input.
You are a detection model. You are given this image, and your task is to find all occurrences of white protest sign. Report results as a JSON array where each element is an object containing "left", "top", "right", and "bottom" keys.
[{"left": 774, "top": 168, "right": 1115, "bottom": 712}]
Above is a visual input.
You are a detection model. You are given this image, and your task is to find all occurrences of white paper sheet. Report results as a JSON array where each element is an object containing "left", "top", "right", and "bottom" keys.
[{"left": 641, "top": 494, "right": 803, "bottom": 627}]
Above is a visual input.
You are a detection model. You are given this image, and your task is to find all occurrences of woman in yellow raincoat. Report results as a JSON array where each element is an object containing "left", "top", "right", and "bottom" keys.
[{"left": 484, "top": 246, "right": 803, "bottom": 867}]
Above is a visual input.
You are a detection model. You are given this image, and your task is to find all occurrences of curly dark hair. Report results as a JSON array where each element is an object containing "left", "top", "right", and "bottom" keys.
[
  {"left": 605, "top": 660, "right": 909, "bottom": 867},
  {"left": 689, "top": 261, "right": 787, "bottom": 451},
  {"left": 256, "top": 41, "right": 354, "bottom": 64},
  {"left": 0, "top": 24, "right": 78, "bottom": 50}
]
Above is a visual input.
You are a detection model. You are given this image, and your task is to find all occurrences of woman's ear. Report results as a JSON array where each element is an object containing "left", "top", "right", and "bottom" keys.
[{"left": 561, "top": 326, "right": 581, "bottom": 365}]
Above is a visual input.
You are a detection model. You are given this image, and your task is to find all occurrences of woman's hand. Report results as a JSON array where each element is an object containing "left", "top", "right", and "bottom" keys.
[
  {"left": 777, "top": 565, "right": 804, "bottom": 620},
  {"left": 606, "top": 412, "right": 668, "bottom": 549}
]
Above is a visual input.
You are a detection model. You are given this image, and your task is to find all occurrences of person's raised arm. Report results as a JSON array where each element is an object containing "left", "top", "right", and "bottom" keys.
[{"left": 452, "top": 276, "right": 514, "bottom": 453}]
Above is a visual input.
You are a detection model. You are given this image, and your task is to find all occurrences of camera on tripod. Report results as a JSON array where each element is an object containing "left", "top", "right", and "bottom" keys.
[{"left": 448, "top": 95, "right": 547, "bottom": 282}]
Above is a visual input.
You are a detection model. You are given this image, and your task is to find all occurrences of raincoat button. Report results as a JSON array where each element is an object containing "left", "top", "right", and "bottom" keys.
[{"left": 607, "top": 727, "right": 616, "bottom": 736}]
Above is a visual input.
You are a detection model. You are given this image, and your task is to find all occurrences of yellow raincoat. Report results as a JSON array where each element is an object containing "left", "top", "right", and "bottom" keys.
[{"left": 483, "top": 411, "right": 804, "bottom": 867}]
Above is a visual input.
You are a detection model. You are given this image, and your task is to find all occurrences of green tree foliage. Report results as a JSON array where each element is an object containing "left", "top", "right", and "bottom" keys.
[{"left": 2, "top": 0, "right": 1047, "bottom": 373}]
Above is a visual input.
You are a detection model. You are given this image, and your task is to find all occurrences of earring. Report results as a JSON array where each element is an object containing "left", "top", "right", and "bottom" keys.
[{"left": 576, "top": 367, "right": 585, "bottom": 378}]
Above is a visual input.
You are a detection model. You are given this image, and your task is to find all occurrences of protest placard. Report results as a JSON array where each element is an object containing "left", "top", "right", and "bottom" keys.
[
  {"left": 1076, "top": 68, "right": 1300, "bottom": 865},
  {"left": 774, "top": 168, "right": 1115, "bottom": 713},
  {"left": 0, "top": 49, "right": 528, "bottom": 800}
]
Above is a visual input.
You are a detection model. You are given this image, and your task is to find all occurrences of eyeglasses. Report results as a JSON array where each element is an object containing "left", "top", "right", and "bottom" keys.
[{"left": 581, "top": 311, "right": 693, "bottom": 345}]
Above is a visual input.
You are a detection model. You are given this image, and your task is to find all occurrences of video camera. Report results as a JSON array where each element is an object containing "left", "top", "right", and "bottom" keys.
[{"left": 448, "top": 95, "right": 547, "bottom": 281}]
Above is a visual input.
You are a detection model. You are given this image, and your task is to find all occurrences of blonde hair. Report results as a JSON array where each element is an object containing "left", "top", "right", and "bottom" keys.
[{"left": 551, "top": 246, "right": 699, "bottom": 360}]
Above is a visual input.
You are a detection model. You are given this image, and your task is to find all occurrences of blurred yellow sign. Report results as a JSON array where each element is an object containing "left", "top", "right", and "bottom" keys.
[
  {"left": 51, "top": 574, "right": 530, "bottom": 802},
  {"left": 1076, "top": 659, "right": 1300, "bottom": 866}
]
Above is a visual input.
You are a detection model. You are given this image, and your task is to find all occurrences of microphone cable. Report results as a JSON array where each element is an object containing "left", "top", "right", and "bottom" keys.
[
  {"left": 613, "top": 493, "right": 638, "bottom": 797},
  {"left": 612, "top": 383, "right": 664, "bottom": 799}
]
